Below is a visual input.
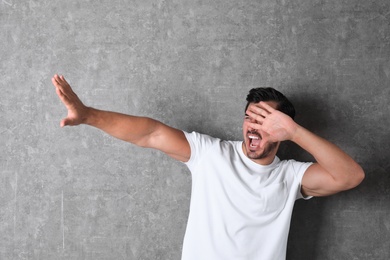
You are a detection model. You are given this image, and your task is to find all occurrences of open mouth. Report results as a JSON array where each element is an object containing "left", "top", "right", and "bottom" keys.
[{"left": 248, "top": 133, "right": 261, "bottom": 149}]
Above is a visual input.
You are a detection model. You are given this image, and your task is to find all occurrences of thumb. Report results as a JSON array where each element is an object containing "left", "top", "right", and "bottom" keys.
[{"left": 60, "top": 117, "right": 72, "bottom": 127}]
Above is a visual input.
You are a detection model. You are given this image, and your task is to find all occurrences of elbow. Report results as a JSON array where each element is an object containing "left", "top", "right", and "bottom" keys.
[
  {"left": 134, "top": 136, "right": 152, "bottom": 148},
  {"left": 354, "top": 165, "right": 365, "bottom": 187},
  {"left": 333, "top": 164, "right": 365, "bottom": 193},
  {"left": 346, "top": 164, "right": 365, "bottom": 190}
]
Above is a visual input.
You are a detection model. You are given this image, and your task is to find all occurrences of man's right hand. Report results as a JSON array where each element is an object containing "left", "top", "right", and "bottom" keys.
[{"left": 52, "top": 74, "right": 90, "bottom": 127}]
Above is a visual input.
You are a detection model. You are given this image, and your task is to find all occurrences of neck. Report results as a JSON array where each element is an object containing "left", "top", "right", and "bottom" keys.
[{"left": 241, "top": 142, "right": 278, "bottom": 165}]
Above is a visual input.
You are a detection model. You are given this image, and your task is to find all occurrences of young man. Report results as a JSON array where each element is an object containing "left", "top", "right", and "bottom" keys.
[{"left": 52, "top": 74, "right": 364, "bottom": 260}]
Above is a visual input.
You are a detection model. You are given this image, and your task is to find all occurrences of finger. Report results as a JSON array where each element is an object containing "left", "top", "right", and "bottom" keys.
[
  {"left": 52, "top": 74, "right": 70, "bottom": 90},
  {"left": 247, "top": 104, "right": 269, "bottom": 118},
  {"left": 61, "top": 117, "right": 73, "bottom": 127},
  {"left": 54, "top": 85, "right": 63, "bottom": 98},
  {"left": 52, "top": 74, "right": 76, "bottom": 101},
  {"left": 59, "top": 75, "right": 69, "bottom": 85},
  {"left": 247, "top": 121, "right": 262, "bottom": 130},
  {"left": 259, "top": 101, "right": 276, "bottom": 112},
  {"left": 54, "top": 74, "right": 64, "bottom": 84},
  {"left": 246, "top": 110, "right": 265, "bottom": 124},
  {"left": 60, "top": 118, "right": 66, "bottom": 128},
  {"left": 52, "top": 75, "right": 68, "bottom": 95},
  {"left": 53, "top": 74, "right": 63, "bottom": 82},
  {"left": 52, "top": 75, "right": 61, "bottom": 87},
  {"left": 54, "top": 82, "right": 72, "bottom": 105}
]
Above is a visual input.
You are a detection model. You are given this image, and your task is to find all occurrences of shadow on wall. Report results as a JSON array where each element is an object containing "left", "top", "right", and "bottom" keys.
[
  {"left": 280, "top": 89, "right": 390, "bottom": 259},
  {"left": 277, "top": 93, "right": 331, "bottom": 259},
  {"left": 281, "top": 87, "right": 390, "bottom": 259}
]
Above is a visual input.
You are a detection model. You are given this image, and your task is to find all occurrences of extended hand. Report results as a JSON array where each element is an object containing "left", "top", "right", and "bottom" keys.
[
  {"left": 246, "top": 101, "right": 298, "bottom": 144},
  {"left": 52, "top": 74, "right": 89, "bottom": 127}
]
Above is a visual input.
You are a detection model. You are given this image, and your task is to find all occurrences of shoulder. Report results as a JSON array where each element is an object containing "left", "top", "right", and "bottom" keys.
[
  {"left": 184, "top": 131, "right": 228, "bottom": 148},
  {"left": 275, "top": 159, "right": 313, "bottom": 179},
  {"left": 184, "top": 131, "right": 237, "bottom": 166}
]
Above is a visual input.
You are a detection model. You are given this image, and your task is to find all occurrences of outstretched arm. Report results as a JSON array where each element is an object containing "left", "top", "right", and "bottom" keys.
[
  {"left": 246, "top": 101, "right": 365, "bottom": 197},
  {"left": 51, "top": 74, "right": 190, "bottom": 162}
]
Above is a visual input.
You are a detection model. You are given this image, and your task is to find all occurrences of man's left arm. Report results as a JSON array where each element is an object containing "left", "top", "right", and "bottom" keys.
[
  {"left": 246, "top": 102, "right": 365, "bottom": 197},
  {"left": 290, "top": 125, "right": 365, "bottom": 196}
]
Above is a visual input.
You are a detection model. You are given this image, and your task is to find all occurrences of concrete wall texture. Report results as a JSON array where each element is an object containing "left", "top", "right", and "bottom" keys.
[{"left": 1, "top": 0, "right": 389, "bottom": 259}]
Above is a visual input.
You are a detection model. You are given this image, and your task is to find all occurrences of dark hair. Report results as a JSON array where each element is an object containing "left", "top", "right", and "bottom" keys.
[{"left": 245, "top": 87, "right": 296, "bottom": 119}]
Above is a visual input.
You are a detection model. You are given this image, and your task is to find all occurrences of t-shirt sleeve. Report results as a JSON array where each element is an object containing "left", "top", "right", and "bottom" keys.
[
  {"left": 182, "top": 131, "right": 216, "bottom": 171},
  {"left": 289, "top": 160, "right": 313, "bottom": 200}
]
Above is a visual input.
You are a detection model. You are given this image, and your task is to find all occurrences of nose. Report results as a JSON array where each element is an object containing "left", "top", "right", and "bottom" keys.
[
  {"left": 248, "top": 118, "right": 258, "bottom": 131},
  {"left": 248, "top": 126, "right": 258, "bottom": 134}
]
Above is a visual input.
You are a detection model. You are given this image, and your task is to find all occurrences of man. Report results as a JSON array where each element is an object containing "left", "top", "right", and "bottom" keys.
[{"left": 52, "top": 74, "right": 364, "bottom": 260}]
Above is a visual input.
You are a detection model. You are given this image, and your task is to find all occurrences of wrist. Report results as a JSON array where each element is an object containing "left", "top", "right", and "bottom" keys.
[
  {"left": 290, "top": 124, "right": 305, "bottom": 143},
  {"left": 84, "top": 107, "right": 98, "bottom": 126}
]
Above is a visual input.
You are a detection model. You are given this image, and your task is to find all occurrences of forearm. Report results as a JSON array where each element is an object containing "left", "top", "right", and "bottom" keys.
[
  {"left": 291, "top": 125, "right": 364, "bottom": 187},
  {"left": 85, "top": 107, "right": 160, "bottom": 146}
]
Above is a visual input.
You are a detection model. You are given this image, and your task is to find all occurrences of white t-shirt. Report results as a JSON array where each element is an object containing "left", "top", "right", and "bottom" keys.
[{"left": 182, "top": 131, "right": 312, "bottom": 260}]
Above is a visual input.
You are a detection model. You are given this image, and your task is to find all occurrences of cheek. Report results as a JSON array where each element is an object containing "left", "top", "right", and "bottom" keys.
[
  {"left": 242, "top": 122, "right": 248, "bottom": 131},
  {"left": 243, "top": 120, "right": 251, "bottom": 128}
]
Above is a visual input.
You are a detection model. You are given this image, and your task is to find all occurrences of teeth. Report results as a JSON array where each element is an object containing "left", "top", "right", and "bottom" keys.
[{"left": 248, "top": 136, "right": 259, "bottom": 139}]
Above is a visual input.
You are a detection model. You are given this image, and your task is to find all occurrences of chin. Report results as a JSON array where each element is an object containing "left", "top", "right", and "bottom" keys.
[
  {"left": 245, "top": 142, "right": 278, "bottom": 160},
  {"left": 247, "top": 151, "right": 269, "bottom": 160},
  {"left": 245, "top": 146, "right": 266, "bottom": 160}
]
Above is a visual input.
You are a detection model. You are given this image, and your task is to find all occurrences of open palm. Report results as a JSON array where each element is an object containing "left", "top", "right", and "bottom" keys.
[{"left": 51, "top": 74, "right": 89, "bottom": 127}]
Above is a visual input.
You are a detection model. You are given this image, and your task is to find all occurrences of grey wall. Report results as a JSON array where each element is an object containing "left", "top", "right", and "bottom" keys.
[{"left": 1, "top": 0, "right": 389, "bottom": 259}]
